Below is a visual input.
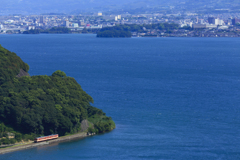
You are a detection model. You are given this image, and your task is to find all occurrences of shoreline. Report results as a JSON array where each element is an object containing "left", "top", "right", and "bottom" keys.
[
  {"left": 0, "top": 33, "right": 240, "bottom": 38},
  {"left": 0, "top": 132, "right": 93, "bottom": 155}
]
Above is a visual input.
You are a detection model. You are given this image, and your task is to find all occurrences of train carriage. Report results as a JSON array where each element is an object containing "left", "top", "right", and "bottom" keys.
[{"left": 34, "top": 134, "right": 59, "bottom": 143}]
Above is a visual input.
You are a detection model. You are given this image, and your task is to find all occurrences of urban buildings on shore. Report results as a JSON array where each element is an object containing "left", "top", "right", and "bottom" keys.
[{"left": 0, "top": 12, "right": 240, "bottom": 36}]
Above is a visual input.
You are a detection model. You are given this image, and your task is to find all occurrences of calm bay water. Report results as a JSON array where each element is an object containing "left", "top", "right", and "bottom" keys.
[{"left": 0, "top": 34, "right": 240, "bottom": 159}]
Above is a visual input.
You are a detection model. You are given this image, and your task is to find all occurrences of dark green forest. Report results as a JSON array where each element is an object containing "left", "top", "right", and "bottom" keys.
[
  {"left": 0, "top": 45, "right": 115, "bottom": 145},
  {"left": 23, "top": 27, "right": 71, "bottom": 34},
  {"left": 97, "top": 23, "right": 180, "bottom": 37},
  {"left": 97, "top": 30, "right": 131, "bottom": 37}
]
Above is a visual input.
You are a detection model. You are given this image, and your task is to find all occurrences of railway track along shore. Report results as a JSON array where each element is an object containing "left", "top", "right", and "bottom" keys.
[{"left": 0, "top": 132, "right": 92, "bottom": 154}]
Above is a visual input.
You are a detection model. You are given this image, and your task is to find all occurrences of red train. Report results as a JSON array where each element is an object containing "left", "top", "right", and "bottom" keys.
[{"left": 34, "top": 134, "right": 59, "bottom": 143}]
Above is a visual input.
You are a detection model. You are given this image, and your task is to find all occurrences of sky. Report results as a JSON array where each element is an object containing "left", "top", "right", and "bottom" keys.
[
  {"left": 0, "top": 0, "right": 237, "bottom": 15},
  {"left": 0, "top": 0, "right": 182, "bottom": 15}
]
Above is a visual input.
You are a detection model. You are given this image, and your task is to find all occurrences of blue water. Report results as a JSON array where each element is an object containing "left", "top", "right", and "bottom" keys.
[{"left": 0, "top": 34, "right": 240, "bottom": 159}]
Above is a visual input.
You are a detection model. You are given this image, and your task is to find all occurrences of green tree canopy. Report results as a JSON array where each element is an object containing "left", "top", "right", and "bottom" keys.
[{"left": 0, "top": 45, "right": 115, "bottom": 141}]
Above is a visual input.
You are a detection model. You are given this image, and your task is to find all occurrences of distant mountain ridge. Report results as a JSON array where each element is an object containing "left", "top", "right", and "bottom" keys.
[
  {"left": 1, "top": 0, "right": 133, "bottom": 15},
  {"left": 0, "top": 0, "right": 239, "bottom": 15}
]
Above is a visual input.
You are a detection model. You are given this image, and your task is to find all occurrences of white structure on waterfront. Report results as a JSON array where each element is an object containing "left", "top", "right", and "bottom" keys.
[
  {"left": 218, "top": 19, "right": 224, "bottom": 25},
  {"left": 115, "top": 15, "right": 121, "bottom": 21},
  {"left": 6, "top": 20, "right": 14, "bottom": 23},
  {"left": 117, "top": 15, "right": 121, "bottom": 20},
  {"left": 218, "top": 25, "right": 229, "bottom": 29},
  {"left": 28, "top": 26, "right": 35, "bottom": 30},
  {"left": 90, "top": 25, "right": 102, "bottom": 29},
  {"left": 72, "top": 23, "right": 79, "bottom": 28},
  {"left": 64, "top": 20, "right": 69, "bottom": 27},
  {"left": 189, "top": 22, "right": 193, "bottom": 28},
  {"left": 192, "top": 24, "right": 218, "bottom": 29},
  {"left": 208, "top": 17, "right": 225, "bottom": 25}
]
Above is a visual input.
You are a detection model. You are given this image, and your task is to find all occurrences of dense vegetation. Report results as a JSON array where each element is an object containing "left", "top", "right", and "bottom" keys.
[
  {"left": 97, "top": 29, "right": 131, "bottom": 38},
  {"left": 0, "top": 45, "right": 115, "bottom": 145},
  {"left": 23, "top": 23, "right": 182, "bottom": 37},
  {"left": 0, "top": 45, "right": 29, "bottom": 85},
  {"left": 97, "top": 23, "right": 180, "bottom": 37},
  {"left": 23, "top": 27, "right": 71, "bottom": 34}
]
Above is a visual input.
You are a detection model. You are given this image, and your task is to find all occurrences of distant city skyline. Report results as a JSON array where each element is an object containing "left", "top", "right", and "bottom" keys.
[{"left": 1, "top": 11, "right": 240, "bottom": 37}]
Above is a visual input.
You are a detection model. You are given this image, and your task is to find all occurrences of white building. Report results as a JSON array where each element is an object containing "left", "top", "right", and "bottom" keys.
[
  {"left": 209, "top": 18, "right": 224, "bottom": 25},
  {"left": 192, "top": 24, "right": 218, "bottom": 29},
  {"left": 90, "top": 25, "right": 102, "bottom": 29},
  {"left": 65, "top": 20, "right": 69, "bottom": 27},
  {"left": 192, "top": 24, "right": 206, "bottom": 29},
  {"left": 199, "top": 19, "right": 204, "bottom": 24},
  {"left": 72, "top": 23, "right": 79, "bottom": 28},
  {"left": 218, "top": 20, "right": 224, "bottom": 25},
  {"left": 180, "top": 23, "right": 187, "bottom": 27},
  {"left": 189, "top": 22, "right": 193, "bottom": 28},
  {"left": 6, "top": 20, "right": 14, "bottom": 23},
  {"left": 218, "top": 25, "right": 229, "bottom": 29},
  {"left": 28, "top": 26, "right": 35, "bottom": 30},
  {"left": 117, "top": 15, "right": 121, "bottom": 20},
  {"left": 206, "top": 24, "right": 217, "bottom": 29}
]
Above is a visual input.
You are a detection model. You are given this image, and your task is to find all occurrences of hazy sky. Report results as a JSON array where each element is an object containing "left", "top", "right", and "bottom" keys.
[
  {"left": 0, "top": 0, "right": 238, "bottom": 15},
  {"left": 0, "top": 0, "right": 182, "bottom": 15}
]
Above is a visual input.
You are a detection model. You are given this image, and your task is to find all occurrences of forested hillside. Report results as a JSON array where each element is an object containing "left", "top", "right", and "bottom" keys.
[
  {"left": 0, "top": 46, "right": 29, "bottom": 85},
  {"left": 0, "top": 45, "right": 115, "bottom": 145}
]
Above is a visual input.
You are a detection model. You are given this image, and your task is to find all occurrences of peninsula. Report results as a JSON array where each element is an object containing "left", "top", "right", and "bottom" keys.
[{"left": 0, "top": 45, "right": 115, "bottom": 153}]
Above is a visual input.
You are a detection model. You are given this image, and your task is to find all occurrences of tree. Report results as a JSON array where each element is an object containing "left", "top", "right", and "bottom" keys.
[{"left": 52, "top": 70, "right": 67, "bottom": 77}]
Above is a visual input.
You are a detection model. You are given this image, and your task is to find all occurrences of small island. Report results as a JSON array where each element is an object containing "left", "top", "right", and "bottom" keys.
[
  {"left": 96, "top": 23, "right": 179, "bottom": 38},
  {"left": 0, "top": 45, "right": 115, "bottom": 153},
  {"left": 97, "top": 26, "right": 131, "bottom": 38}
]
